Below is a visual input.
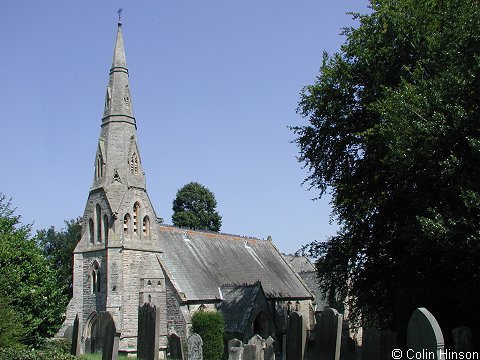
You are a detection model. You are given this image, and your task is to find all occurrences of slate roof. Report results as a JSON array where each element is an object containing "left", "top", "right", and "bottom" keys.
[
  {"left": 158, "top": 226, "right": 313, "bottom": 302},
  {"left": 217, "top": 283, "right": 263, "bottom": 333}
]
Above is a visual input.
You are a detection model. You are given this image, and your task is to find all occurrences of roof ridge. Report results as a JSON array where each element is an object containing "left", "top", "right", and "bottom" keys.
[{"left": 158, "top": 223, "right": 265, "bottom": 241}]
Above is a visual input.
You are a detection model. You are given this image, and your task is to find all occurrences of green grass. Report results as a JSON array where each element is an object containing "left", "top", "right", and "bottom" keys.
[{"left": 80, "top": 354, "right": 135, "bottom": 359}]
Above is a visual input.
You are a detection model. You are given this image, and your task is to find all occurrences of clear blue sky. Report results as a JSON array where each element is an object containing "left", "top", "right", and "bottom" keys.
[{"left": 1, "top": 1, "right": 370, "bottom": 254}]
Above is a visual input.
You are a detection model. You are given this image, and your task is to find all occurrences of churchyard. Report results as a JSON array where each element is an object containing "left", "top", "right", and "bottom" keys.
[{"left": 63, "top": 304, "right": 478, "bottom": 359}]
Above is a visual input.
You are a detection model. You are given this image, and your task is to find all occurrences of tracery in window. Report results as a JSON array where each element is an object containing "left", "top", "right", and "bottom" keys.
[{"left": 91, "top": 262, "right": 101, "bottom": 294}]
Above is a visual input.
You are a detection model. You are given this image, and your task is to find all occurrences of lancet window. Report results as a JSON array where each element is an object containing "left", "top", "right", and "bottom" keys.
[
  {"left": 143, "top": 216, "right": 150, "bottom": 237},
  {"left": 130, "top": 153, "right": 139, "bottom": 175},
  {"left": 96, "top": 204, "right": 102, "bottom": 243},
  {"left": 124, "top": 214, "right": 131, "bottom": 236},
  {"left": 133, "top": 203, "right": 140, "bottom": 235},
  {"left": 103, "top": 214, "right": 109, "bottom": 242},
  {"left": 91, "top": 261, "right": 101, "bottom": 294},
  {"left": 89, "top": 218, "right": 94, "bottom": 244}
]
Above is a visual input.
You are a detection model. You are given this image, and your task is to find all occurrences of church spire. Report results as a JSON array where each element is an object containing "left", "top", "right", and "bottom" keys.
[{"left": 103, "top": 22, "right": 135, "bottom": 125}]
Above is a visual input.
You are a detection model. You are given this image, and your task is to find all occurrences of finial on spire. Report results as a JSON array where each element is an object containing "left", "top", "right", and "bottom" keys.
[{"left": 117, "top": 8, "right": 123, "bottom": 24}]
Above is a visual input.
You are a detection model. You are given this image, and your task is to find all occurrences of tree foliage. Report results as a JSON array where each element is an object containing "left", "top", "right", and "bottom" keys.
[
  {"left": 0, "top": 194, "right": 67, "bottom": 346},
  {"left": 172, "top": 182, "right": 222, "bottom": 232},
  {"left": 292, "top": 0, "right": 480, "bottom": 337},
  {"left": 191, "top": 311, "right": 225, "bottom": 360},
  {"left": 36, "top": 218, "right": 82, "bottom": 298}
]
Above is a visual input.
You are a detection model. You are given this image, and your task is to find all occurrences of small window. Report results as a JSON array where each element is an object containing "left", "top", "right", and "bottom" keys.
[
  {"left": 96, "top": 204, "right": 102, "bottom": 243},
  {"left": 124, "top": 214, "right": 131, "bottom": 236},
  {"left": 89, "top": 218, "right": 94, "bottom": 244},
  {"left": 92, "top": 262, "right": 100, "bottom": 294},
  {"left": 143, "top": 216, "right": 150, "bottom": 237},
  {"left": 103, "top": 214, "right": 109, "bottom": 242},
  {"left": 133, "top": 203, "right": 140, "bottom": 235},
  {"left": 295, "top": 301, "right": 300, "bottom": 312},
  {"left": 130, "top": 153, "right": 139, "bottom": 175}
]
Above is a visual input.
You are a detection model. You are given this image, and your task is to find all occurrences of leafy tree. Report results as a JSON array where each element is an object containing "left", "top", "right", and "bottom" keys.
[
  {"left": 0, "top": 296, "right": 26, "bottom": 349},
  {"left": 36, "top": 218, "right": 82, "bottom": 298},
  {"left": 172, "top": 182, "right": 222, "bottom": 232},
  {"left": 0, "top": 194, "right": 67, "bottom": 345},
  {"left": 292, "top": 0, "right": 480, "bottom": 342},
  {"left": 191, "top": 311, "right": 225, "bottom": 360}
]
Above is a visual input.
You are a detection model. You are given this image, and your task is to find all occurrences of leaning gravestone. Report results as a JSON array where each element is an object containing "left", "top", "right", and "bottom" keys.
[
  {"left": 70, "top": 314, "right": 81, "bottom": 356},
  {"left": 286, "top": 312, "right": 306, "bottom": 360},
  {"left": 315, "top": 307, "right": 342, "bottom": 360},
  {"left": 98, "top": 311, "right": 118, "bottom": 360},
  {"left": 407, "top": 308, "right": 445, "bottom": 360},
  {"left": 187, "top": 333, "right": 203, "bottom": 360},
  {"left": 168, "top": 332, "right": 185, "bottom": 360},
  {"left": 265, "top": 336, "right": 275, "bottom": 360},
  {"left": 248, "top": 334, "right": 266, "bottom": 360},
  {"left": 137, "top": 303, "right": 160, "bottom": 360}
]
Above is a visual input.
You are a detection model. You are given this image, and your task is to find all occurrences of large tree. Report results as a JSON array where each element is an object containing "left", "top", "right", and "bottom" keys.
[
  {"left": 292, "top": 0, "right": 480, "bottom": 342},
  {"left": 0, "top": 194, "right": 67, "bottom": 345},
  {"left": 36, "top": 218, "right": 82, "bottom": 298},
  {"left": 172, "top": 182, "right": 222, "bottom": 232}
]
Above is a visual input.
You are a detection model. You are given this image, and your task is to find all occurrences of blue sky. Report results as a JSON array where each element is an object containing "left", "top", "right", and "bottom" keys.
[{"left": 1, "top": 1, "right": 370, "bottom": 254}]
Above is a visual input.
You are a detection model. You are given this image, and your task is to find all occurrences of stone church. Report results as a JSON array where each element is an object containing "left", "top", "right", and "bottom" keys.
[{"left": 62, "top": 22, "right": 316, "bottom": 356}]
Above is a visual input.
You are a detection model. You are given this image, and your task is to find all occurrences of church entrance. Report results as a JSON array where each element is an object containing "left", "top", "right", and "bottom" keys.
[
  {"left": 253, "top": 311, "right": 270, "bottom": 339},
  {"left": 84, "top": 312, "right": 100, "bottom": 354}
]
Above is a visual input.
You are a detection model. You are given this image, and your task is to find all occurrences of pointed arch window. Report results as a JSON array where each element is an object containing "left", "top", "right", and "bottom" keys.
[
  {"left": 96, "top": 204, "right": 102, "bottom": 243},
  {"left": 91, "top": 262, "right": 101, "bottom": 294},
  {"left": 96, "top": 154, "right": 104, "bottom": 179},
  {"left": 103, "top": 214, "right": 109, "bottom": 243},
  {"left": 143, "top": 216, "right": 150, "bottom": 238},
  {"left": 133, "top": 203, "right": 140, "bottom": 235},
  {"left": 123, "top": 214, "right": 131, "bottom": 236},
  {"left": 89, "top": 218, "right": 94, "bottom": 244},
  {"left": 130, "top": 153, "right": 139, "bottom": 175}
]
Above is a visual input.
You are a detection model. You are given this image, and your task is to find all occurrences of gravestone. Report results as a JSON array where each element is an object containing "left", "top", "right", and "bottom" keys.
[
  {"left": 407, "top": 308, "right": 445, "bottom": 360},
  {"left": 340, "top": 320, "right": 356, "bottom": 360},
  {"left": 168, "top": 332, "right": 185, "bottom": 360},
  {"left": 187, "top": 333, "right": 203, "bottom": 360},
  {"left": 286, "top": 312, "right": 306, "bottom": 360},
  {"left": 228, "top": 338, "right": 243, "bottom": 353},
  {"left": 70, "top": 314, "right": 81, "bottom": 356},
  {"left": 243, "top": 344, "right": 258, "bottom": 360},
  {"left": 137, "top": 303, "right": 160, "bottom": 360},
  {"left": 265, "top": 336, "right": 275, "bottom": 360},
  {"left": 228, "top": 346, "right": 244, "bottom": 360},
  {"left": 98, "top": 311, "right": 118, "bottom": 360},
  {"left": 248, "top": 334, "right": 265, "bottom": 360},
  {"left": 315, "top": 307, "right": 342, "bottom": 360},
  {"left": 452, "top": 326, "right": 472, "bottom": 352}
]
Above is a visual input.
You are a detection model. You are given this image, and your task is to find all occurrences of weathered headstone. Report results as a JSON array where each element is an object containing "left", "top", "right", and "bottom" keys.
[
  {"left": 168, "top": 332, "right": 185, "bottom": 360},
  {"left": 137, "top": 303, "right": 160, "bottom": 360},
  {"left": 248, "top": 334, "right": 265, "bottom": 360},
  {"left": 340, "top": 320, "right": 356, "bottom": 360},
  {"left": 407, "top": 307, "right": 444, "bottom": 360},
  {"left": 315, "top": 307, "right": 342, "bottom": 360},
  {"left": 286, "top": 312, "right": 307, "bottom": 360},
  {"left": 70, "top": 314, "right": 81, "bottom": 356},
  {"left": 187, "top": 333, "right": 203, "bottom": 360},
  {"left": 452, "top": 326, "right": 473, "bottom": 352},
  {"left": 265, "top": 336, "right": 275, "bottom": 360},
  {"left": 243, "top": 344, "right": 258, "bottom": 360},
  {"left": 228, "top": 346, "right": 244, "bottom": 360},
  {"left": 99, "top": 311, "right": 118, "bottom": 360},
  {"left": 228, "top": 338, "right": 243, "bottom": 353}
]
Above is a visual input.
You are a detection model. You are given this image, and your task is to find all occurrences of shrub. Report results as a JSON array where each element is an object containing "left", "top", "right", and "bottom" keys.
[{"left": 191, "top": 311, "right": 225, "bottom": 360}]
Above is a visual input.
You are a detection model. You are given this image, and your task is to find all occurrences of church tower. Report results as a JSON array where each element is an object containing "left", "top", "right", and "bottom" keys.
[{"left": 71, "top": 22, "right": 166, "bottom": 353}]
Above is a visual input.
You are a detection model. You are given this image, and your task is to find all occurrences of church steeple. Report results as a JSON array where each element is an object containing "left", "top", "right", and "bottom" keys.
[
  {"left": 103, "top": 22, "right": 135, "bottom": 125},
  {"left": 93, "top": 22, "right": 145, "bottom": 192}
]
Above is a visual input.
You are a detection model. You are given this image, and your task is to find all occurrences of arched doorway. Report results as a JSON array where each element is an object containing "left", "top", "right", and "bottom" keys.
[
  {"left": 253, "top": 311, "right": 270, "bottom": 339},
  {"left": 84, "top": 312, "right": 99, "bottom": 354}
]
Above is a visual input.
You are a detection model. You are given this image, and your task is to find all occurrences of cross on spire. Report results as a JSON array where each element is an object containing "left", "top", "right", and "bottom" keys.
[{"left": 117, "top": 8, "right": 123, "bottom": 24}]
